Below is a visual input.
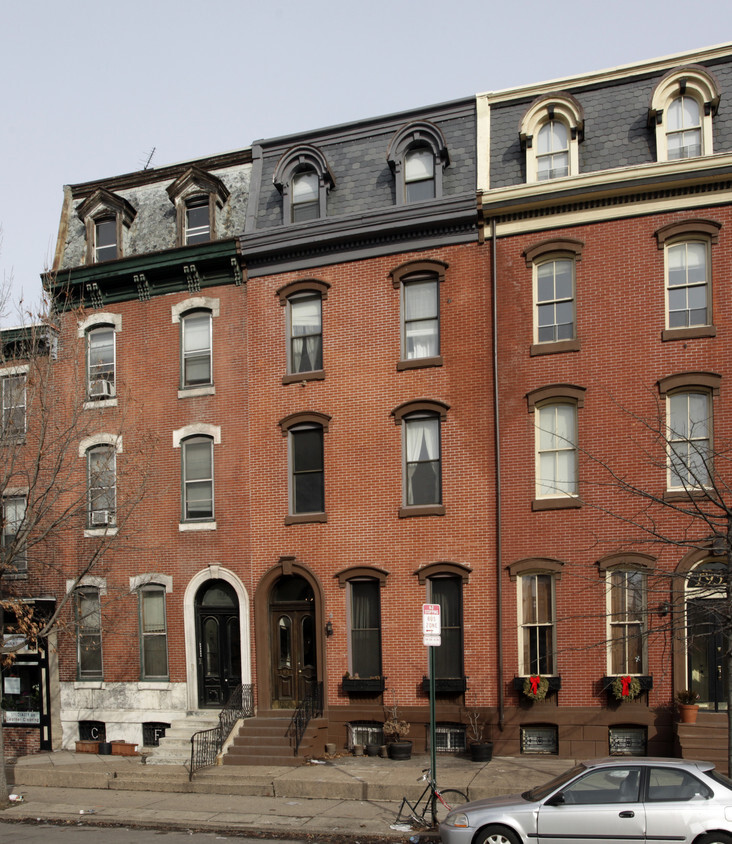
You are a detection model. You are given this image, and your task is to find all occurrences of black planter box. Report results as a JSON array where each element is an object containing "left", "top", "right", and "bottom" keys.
[
  {"left": 602, "top": 675, "right": 653, "bottom": 694},
  {"left": 421, "top": 676, "right": 467, "bottom": 694},
  {"left": 342, "top": 676, "right": 386, "bottom": 693},
  {"left": 513, "top": 676, "right": 562, "bottom": 693}
]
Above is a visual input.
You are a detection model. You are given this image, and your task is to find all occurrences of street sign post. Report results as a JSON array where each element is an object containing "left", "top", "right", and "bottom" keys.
[{"left": 423, "top": 603, "right": 440, "bottom": 823}]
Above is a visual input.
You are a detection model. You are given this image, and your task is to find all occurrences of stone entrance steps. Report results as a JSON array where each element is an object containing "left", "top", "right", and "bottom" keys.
[
  {"left": 145, "top": 712, "right": 220, "bottom": 766},
  {"left": 676, "top": 710, "right": 729, "bottom": 774},
  {"left": 222, "top": 709, "right": 327, "bottom": 766}
]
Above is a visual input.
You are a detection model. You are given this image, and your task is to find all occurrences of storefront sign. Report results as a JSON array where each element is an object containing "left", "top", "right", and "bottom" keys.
[{"left": 3, "top": 711, "right": 40, "bottom": 725}]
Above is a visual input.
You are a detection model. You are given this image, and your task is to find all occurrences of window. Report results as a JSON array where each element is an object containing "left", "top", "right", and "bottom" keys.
[
  {"left": 349, "top": 579, "right": 382, "bottom": 678},
  {"left": 87, "top": 444, "right": 116, "bottom": 527},
  {"left": 2, "top": 495, "right": 27, "bottom": 574},
  {"left": 273, "top": 145, "right": 334, "bottom": 225},
  {"left": 520, "top": 573, "right": 555, "bottom": 675},
  {"left": 87, "top": 326, "right": 116, "bottom": 399},
  {"left": 185, "top": 197, "right": 210, "bottom": 244},
  {"left": 649, "top": 67, "right": 720, "bottom": 162},
  {"left": 519, "top": 94, "right": 584, "bottom": 183},
  {"left": 391, "top": 260, "right": 447, "bottom": 369},
  {"left": 2, "top": 373, "right": 26, "bottom": 436},
  {"left": 428, "top": 576, "right": 463, "bottom": 680},
  {"left": 392, "top": 400, "right": 448, "bottom": 516},
  {"left": 535, "top": 403, "right": 578, "bottom": 499},
  {"left": 404, "top": 146, "right": 436, "bottom": 202},
  {"left": 535, "top": 258, "right": 574, "bottom": 343},
  {"left": 181, "top": 311, "right": 212, "bottom": 387},
  {"left": 166, "top": 166, "right": 229, "bottom": 247},
  {"left": 562, "top": 767, "right": 641, "bottom": 804},
  {"left": 290, "top": 425, "right": 324, "bottom": 515},
  {"left": 291, "top": 169, "right": 320, "bottom": 222},
  {"left": 667, "top": 391, "right": 711, "bottom": 489},
  {"left": 666, "top": 241, "right": 708, "bottom": 329},
  {"left": 182, "top": 436, "right": 214, "bottom": 521},
  {"left": 289, "top": 293, "right": 322, "bottom": 373},
  {"left": 536, "top": 120, "right": 569, "bottom": 180},
  {"left": 387, "top": 121, "right": 449, "bottom": 206},
  {"left": 608, "top": 569, "right": 646, "bottom": 675},
  {"left": 139, "top": 585, "right": 168, "bottom": 680},
  {"left": 76, "top": 188, "right": 136, "bottom": 264},
  {"left": 76, "top": 587, "right": 102, "bottom": 679},
  {"left": 94, "top": 217, "right": 117, "bottom": 262}
]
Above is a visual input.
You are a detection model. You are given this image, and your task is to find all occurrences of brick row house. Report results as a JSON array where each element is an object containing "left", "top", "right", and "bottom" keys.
[{"left": 4, "top": 42, "right": 732, "bottom": 766}]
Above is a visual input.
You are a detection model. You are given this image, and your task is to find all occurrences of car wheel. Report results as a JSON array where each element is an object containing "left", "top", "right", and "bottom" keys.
[
  {"left": 695, "top": 835, "right": 732, "bottom": 844},
  {"left": 475, "top": 825, "right": 522, "bottom": 844}
]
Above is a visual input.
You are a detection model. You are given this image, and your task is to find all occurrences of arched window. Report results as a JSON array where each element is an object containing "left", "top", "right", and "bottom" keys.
[
  {"left": 181, "top": 310, "right": 212, "bottom": 387},
  {"left": 279, "top": 412, "right": 331, "bottom": 523},
  {"left": 519, "top": 93, "right": 584, "bottom": 183},
  {"left": 536, "top": 120, "right": 569, "bottom": 180},
  {"left": 76, "top": 188, "right": 136, "bottom": 264},
  {"left": 273, "top": 145, "right": 335, "bottom": 225},
  {"left": 166, "top": 166, "right": 229, "bottom": 246},
  {"left": 387, "top": 121, "right": 449, "bottom": 205},
  {"left": 181, "top": 436, "right": 214, "bottom": 522},
  {"left": 86, "top": 444, "right": 117, "bottom": 528}
]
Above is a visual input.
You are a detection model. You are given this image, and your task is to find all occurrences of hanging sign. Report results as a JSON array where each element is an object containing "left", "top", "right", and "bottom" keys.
[{"left": 423, "top": 603, "right": 441, "bottom": 646}]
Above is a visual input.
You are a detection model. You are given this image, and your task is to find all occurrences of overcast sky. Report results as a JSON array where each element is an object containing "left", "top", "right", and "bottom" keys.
[{"left": 2, "top": 0, "right": 732, "bottom": 319}]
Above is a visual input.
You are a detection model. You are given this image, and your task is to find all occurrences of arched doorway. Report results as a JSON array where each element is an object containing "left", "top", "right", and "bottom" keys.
[
  {"left": 686, "top": 560, "right": 728, "bottom": 710},
  {"left": 195, "top": 580, "right": 242, "bottom": 708},
  {"left": 269, "top": 575, "right": 316, "bottom": 708}
]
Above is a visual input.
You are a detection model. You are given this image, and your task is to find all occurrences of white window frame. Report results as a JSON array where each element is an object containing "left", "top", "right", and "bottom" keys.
[
  {"left": 520, "top": 94, "right": 583, "bottom": 184},
  {"left": 606, "top": 568, "right": 646, "bottom": 676},
  {"left": 518, "top": 572, "right": 556, "bottom": 676},
  {"left": 666, "top": 390, "right": 711, "bottom": 491},
  {"left": 665, "top": 240, "right": 710, "bottom": 331},
  {"left": 535, "top": 402, "right": 578, "bottom": 499},
  {"left": 534, "top": 257, "right": 575, "bottom": 345},
  {"left": 1, "top": 371, "right": 27, "bottom": 437},
  {"left": 184, "top": 196, "right": 211, "bottom": 244},
  {"left": 87, "top": 325, "right": 116, "bottom": 399}
]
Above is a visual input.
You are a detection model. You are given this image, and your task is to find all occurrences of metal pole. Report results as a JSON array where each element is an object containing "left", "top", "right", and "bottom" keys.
[{"left": 430, "top": 644, "right": 437, "bottom": 825}]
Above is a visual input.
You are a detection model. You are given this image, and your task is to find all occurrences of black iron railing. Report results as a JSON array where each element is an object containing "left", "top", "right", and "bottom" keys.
[
  {"left": 288, "top": 681, "right": 323, "bottom": 755},
  {"left": 189, "top": 683, "right": 254, "bottom": 779}
]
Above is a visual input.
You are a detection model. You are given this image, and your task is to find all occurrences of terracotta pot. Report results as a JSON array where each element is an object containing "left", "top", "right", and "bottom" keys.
[{"left": 678, "top": 703, "right": 699, "bottom": 724}]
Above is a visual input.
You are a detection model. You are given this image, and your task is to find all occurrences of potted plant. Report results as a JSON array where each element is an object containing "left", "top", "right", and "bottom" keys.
[
  {"left": 676, "top": 689, "right": 700, "bottom": 724},
  {"left": 466, "top": 709, "right": 493, "bottom": 762},
  {"left": 383, "top": 701, "right": 411, "bottom": 760}
]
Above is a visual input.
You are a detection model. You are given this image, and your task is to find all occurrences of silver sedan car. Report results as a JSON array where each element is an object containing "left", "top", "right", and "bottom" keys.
[{"left": 440, "top": 758, "right": 732, "bottom": 844}]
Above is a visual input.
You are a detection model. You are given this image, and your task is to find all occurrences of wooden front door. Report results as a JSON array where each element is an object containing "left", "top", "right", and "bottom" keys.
[
  {"left": 195, "top": 581, "right": 241, "bottom": 708},
  {"left": 269, "top": 576, "right": 317, "bottom": 708}
]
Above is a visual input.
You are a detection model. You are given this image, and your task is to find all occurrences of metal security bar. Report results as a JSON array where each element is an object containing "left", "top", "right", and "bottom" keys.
[
  {"left": 189, "top": 683, "right": 254, "bottom": 779},
  {"left": 288, "top": 681, "right": 323, "bottom": 755}
]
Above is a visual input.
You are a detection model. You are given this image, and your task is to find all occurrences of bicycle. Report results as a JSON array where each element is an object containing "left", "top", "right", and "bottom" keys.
[{"left": 394, "top": 768, "right": 468, "bottom": 829}]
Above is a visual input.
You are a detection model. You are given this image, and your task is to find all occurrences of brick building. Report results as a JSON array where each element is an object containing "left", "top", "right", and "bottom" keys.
[{"left": 5, "top": 42, "right": 732, "bottom": 767}]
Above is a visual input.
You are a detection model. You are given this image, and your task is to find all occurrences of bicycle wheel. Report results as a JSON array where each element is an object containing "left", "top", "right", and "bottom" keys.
[{"left": 434, "top": 788, "right": 469, "bottom": 823}]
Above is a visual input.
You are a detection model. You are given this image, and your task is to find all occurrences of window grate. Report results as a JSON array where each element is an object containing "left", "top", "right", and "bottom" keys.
[
  {"left": 348, "top": 722, "right": 384, "bottom": 748},
  {"left": 435, "top": 725, "right": 466, "bottom": 753}
]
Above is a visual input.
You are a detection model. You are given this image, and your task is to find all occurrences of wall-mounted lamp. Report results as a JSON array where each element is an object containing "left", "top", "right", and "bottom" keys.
[
  {"left": 658, "top": 602, "right": 671, "bottom": 617},
  {"left": 325, "top": 620, "right": 334, "bottom": 637}
]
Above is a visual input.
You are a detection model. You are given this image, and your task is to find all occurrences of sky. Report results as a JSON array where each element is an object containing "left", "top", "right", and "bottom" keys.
[{"left": 2, "top": 0, "right": 732, "bottom": 320}]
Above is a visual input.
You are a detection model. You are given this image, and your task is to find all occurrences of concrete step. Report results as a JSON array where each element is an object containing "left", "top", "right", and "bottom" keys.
[{"left": 146, "top": 713, "right": 220, "bottom": 766}]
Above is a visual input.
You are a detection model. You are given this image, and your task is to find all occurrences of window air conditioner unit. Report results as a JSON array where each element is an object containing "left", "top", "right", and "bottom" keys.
[
  {"left": 91, "top": 509, "right": 113, "bottom": 526},
  {"left": 90, "top": 379, "right": 115, "bottom": 398}
]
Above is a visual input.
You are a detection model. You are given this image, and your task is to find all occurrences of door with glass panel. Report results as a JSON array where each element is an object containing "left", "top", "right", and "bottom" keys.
[
  {"left": 195, "top": 581, "right": 241, "bottom": 708},
  {"left": 270, "top": 576, "right": 317, "bottom": 708},
  {"left": 687, "top": 598, "right": 727, "bottom": 710}
]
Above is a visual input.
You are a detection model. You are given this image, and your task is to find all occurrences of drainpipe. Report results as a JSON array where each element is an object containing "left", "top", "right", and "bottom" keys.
[{"left": 491, "top": 216, "right": 505, "bottom": 733}]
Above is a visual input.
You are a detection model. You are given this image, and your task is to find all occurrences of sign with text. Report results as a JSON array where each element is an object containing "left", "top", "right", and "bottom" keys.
[{"left": 422, "top": 603, "right": 441, "bottom": 646}]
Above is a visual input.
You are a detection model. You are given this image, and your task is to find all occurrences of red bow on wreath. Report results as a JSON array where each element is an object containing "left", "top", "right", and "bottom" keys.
[
  {"left": 621, "top": 676, "right": 632, "bottom": 697},
  {"left": 529, "top": 675, "right": 541, "bottom": 694}
]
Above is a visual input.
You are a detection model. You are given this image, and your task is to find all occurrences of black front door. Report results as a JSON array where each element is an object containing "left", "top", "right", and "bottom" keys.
[
  {"left": 687, "top": 598, "right": 727, "bottom": 710},
  {"left": 269, "top": 575, "right": 317, "bottom": 708},
  {"left": 195, "top": 580, "right": 241, "bottom": 708}
]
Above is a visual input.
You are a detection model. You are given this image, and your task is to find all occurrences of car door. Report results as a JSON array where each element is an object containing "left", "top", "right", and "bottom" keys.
[
  {"left": 537, "top": 766, "right": 645, "bottom": 844},
  {"left": 643, "top": 765, "right": 714, "bottom": 844}
]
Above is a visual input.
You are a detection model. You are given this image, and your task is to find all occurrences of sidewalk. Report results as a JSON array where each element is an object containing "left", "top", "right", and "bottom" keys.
[{"left": 2, "top": 750, "right": 572, "bottom": 839}]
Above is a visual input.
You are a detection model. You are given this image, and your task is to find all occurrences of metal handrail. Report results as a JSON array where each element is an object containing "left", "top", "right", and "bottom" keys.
[
  {"left": 287, "top": 681, "right": 323, "bottom": 755},
  {"left": 189, "top": 683, "right": 254, "bottom": 779}
]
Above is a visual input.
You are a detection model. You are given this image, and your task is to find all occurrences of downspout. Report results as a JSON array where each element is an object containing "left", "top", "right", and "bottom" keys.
[{"left": 491, "top": 215, "right": 505, "bottom": 733}]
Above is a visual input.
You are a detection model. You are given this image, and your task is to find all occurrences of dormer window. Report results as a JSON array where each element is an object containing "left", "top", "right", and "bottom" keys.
[
  {"left": 77, "top": 188, "right": 136, "bottom": 265},
  {"left": 387, "top": 121, "right": 449, "bottom": 206},
  {"left": 519, "top": 93, "right": 584, "bottom": 184},
  {"left": 167, "top": 167, "right": 229, "bottom": 247},
  {"left": 273, "top": 145, "right": 335, "bottom": 226},
  {"left": 649, "top": 66, "right": 721, "bottom": 163}
]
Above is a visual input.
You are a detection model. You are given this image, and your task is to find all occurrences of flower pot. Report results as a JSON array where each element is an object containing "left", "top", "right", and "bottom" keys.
[
  {"left": 387, "top": 740, "right": 412, "bottom": 760},
  {"left": 470, "top": 741, "right": 493, "bottom": 762},
  {"left": 353, "top": 744, "right": 364, "bottom": 756},
  {"left": 365, "top": 743, "right": 380, "bottom": 756},
  {"left": 678, "top": 703, "right": 699, "bottom": 724},
  {"left": 75, "top": 740, "right": 99, "bottom": 754},
  {"left": 111, "top": 741, "right": 138, "bottom": 756},
  {"left": 325, "top": 743, "right": 336, "bottom": 755}
]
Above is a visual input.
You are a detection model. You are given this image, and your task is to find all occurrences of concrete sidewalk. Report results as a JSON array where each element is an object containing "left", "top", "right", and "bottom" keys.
[{"left": 1, "top": 751, "right": 572, "bottom": 839}]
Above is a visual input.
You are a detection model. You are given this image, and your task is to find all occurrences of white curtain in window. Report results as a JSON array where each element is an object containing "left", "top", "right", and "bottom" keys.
[
  {"left": 405, "top": 148, "right": 434, "bottom": 181},
  {"left": 406, "top": 417, "right": 438, "bottom": 462}
]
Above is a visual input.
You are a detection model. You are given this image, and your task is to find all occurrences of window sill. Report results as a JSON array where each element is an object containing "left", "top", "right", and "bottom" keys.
[
  {"left": 285, "top": 513, "right": 327, "bottom": 525},
  {"left": 661, "top": 326, "right": 716, "bottom": 342},
  {"left": 282, "top": 370, "right": 325, "bottom": 385},
  {"left": 399, "top": 505, "right": 446, "bottom": 518},
  {"left": 178, "top": 385, "right": 215, "bottom": 398},
  {"left": 397, "top": 356, "right": 443, "bottom": 371},
  {"left": 84, "top": 398, "right": 118, "bottom": 410},
  {"left": 84, "top": 527, "right": 119, "bottom": 537},
  {"left": 179, "top": 521, "right": 217, "bottom": 531},
  {"left": 663, "top": 489, "right": 708, "bottom": 502},
  {"left": 74, "top": 680, "right": 105, "bottom": 689},
  {"left": 532, "top": 497, "right": 581, "bottom": 511},
  {"left": 530, "top": 339, "right": 580, "bottom": 356}
]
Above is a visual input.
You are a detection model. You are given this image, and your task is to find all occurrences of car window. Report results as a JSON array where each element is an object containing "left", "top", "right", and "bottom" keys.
[
  {"left": 708, "top": 770, "right": 732, "bottom": 793},
  {"left": 526, "top": 764, "right": 586, "bottom": 801},
  {"left": 647, "top": 767, "right": 712, "bottom": 801},
  {"left": 561, "top": 768, "right": 640, "bottom": 805}
]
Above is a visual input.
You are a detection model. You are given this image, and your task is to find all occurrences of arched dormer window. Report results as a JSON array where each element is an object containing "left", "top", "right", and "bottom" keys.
[
  {"left": 649, "top": 66, "right": 721, "bottom": 162},
  {"left": 519, "top": 93, "right": 584, "bottom": 183},
  {"left": 166, "top": 167, "right": 230, "bottom": 246},
  {"left": 273, "top": 145, "right": 335, "bottom": 225},
  {"left": 77, "top": 188, "right": 137, "bottom": 264},
  {"left": 387, "top": 121, "right": 449, "bottom": 205}
]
